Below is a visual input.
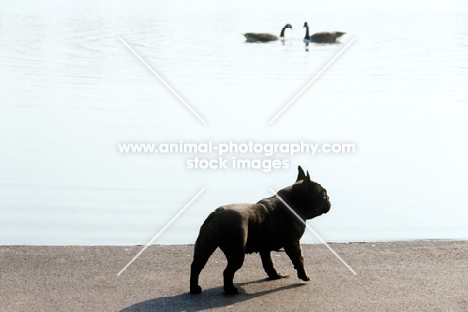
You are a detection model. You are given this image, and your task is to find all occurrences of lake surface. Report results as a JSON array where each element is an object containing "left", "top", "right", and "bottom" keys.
[{"left": 1, "top": 0, "right": 467, "bottom": 245}]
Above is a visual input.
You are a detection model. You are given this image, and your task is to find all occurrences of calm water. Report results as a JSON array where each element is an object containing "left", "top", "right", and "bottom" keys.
[{"left": 1, "top": 1, "right": 467, "bottom": 245}]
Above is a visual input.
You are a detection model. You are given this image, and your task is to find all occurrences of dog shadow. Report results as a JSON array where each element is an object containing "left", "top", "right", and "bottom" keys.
[{"left": 120, "top": 279, "right": 306, "bottom": 312}]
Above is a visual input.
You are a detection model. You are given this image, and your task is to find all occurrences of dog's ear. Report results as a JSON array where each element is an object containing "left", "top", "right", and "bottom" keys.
[
  {"left": 296, "top": 166, "right": 306, "bottom": 182},
  {"left": 303, "top": 171, "right": 312, "bottom": 191}
]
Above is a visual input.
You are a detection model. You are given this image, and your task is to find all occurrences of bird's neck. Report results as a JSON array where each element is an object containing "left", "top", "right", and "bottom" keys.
[
  {"left": 280, "top": 26, "right": 287, "bottom": 37},
  {"left": 304, "top": 25, "right": 310, "bottom": 39}
]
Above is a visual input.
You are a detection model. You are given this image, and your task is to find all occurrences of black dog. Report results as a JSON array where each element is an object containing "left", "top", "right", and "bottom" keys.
[{"left": 190, "top": 166, "right": 331, "bottom": 295}]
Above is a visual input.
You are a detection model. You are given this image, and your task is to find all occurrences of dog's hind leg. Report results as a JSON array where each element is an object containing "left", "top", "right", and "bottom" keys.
[
  {"left": 260, "top": 251, "right": 283, "bottom": 279},
  {"left": 190, "top": 237, "right": 218, "bottom": 294},
  {"left": 220, "top": 240, "right": 246, "bottom": 295}
]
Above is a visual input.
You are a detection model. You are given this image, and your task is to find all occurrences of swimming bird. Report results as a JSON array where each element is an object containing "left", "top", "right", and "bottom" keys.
[
  {"left": 303, "top": 22, "right": 345, "bottom": 43},
  {"left": 243, "top": 24, "right": 293, "bottom": 42}
]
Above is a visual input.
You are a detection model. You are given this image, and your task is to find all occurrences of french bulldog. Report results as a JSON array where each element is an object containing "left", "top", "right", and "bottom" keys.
[{"left": 190, "top": 166, "right": 331, "bottom": 295}]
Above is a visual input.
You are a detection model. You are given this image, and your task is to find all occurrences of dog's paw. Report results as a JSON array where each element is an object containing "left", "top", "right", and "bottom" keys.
[
  {"left": 267, "top": 272, "right": 282, "bottom": 280},
  {"left": 224, "top": 286, "right": 239, "bottom": 295},
  {"left": 190, "top": 285, "right": 202, "bottom": 295},
  {"left": 268, "top": 273, "right": 289, "bottom": 280},
  {"left": 298, "top": 272, "right": 310, "bottom": 281}
]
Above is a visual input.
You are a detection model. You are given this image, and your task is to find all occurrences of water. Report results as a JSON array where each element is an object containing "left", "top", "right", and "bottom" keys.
[{"left": 1, "top": 0, "right": 467, "bottom": 245}]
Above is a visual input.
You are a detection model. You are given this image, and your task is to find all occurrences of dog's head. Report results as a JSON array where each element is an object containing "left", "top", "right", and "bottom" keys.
[{"left": 290, "top": 166, "right": 331, "bottom": 219}]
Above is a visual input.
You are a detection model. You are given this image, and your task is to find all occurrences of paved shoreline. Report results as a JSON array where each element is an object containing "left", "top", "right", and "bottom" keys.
[{"left": 1, "top": 241, "right": 467, "bottom": 311}]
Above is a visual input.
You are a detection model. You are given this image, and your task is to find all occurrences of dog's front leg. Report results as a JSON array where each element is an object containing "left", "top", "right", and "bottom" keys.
[
  {"left": 284, "top": 241, "right": 309, "bottom": 281},
  {"left": 260, "top": 251, "right": 283, "bottom": 279}
]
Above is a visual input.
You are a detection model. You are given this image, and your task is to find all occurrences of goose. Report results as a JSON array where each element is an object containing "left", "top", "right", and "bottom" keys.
[
  {"left": 303, "top": 22, "right": 345, "bottom": 44},
  {"left": 243, "top": 24, "right": 292, "bottom": 42}
]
